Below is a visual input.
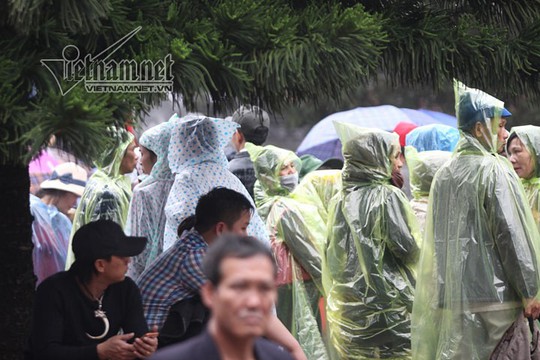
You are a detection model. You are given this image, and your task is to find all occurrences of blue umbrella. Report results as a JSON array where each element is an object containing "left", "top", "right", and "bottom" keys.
[{"left": 296, "top": 105, "right": 456, "bottom": 161}]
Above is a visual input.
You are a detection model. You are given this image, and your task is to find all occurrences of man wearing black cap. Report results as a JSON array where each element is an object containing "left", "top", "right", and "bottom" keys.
[
  {"left": 26, "top": 219, "right": 158, "bottom": 360},
  {"left": 229, "top": 105, "right": 270, "bottom": 198}
]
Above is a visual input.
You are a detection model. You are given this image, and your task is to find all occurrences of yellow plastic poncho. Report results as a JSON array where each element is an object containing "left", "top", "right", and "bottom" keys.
[
  {"left": 411, "top": 81, "right": 540, "bottom": 360},
  {"left": 65, "top": 129, "right": 134, "bottom": 267},
  {"left": 508, "top": 125, "right": 540, "bottom": 230},
  {"left": 405, "top": 146, "right": 451, "bottom": 233},
  {"left": 324, "top": 122, "right": 421, "bottom": 360},
  {"left": 293, "top": 169, "right": 342, "bottom": 224},
  {"left": 247, "top": 144, "right": 328, "bottom": 360}
]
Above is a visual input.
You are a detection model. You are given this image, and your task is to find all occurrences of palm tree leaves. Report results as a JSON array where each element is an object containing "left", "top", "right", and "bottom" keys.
[{"left": 2, "top": 0, "right": 540, "bottom": 165}]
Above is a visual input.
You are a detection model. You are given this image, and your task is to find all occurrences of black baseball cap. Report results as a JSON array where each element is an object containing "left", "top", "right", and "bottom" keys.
[
  {"left": 231, "top": 105, "right": 270, "bottom": 143},
  {"left": 72, "top": 219, "right": 147, "bottom": 262}
]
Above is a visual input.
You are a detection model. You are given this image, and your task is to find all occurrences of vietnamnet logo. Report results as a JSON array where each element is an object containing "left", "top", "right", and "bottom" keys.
[{"left": 41, "top": 27, "right": 174, "bottom": 95}]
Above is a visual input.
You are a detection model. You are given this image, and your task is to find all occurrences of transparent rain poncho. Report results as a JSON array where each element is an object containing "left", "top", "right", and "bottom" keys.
[
  {"left": 163, "top": 115, "right": 268, "bottom": 250},
  {"left": 405, "top": 146, "right": 451, "bottom": 233},
  {"left": 246, "top": 144, "right": 328, "bottom": 359},
  {"left": 65, "top": 128, "right": 134, "bottom": 268},
  {"left": 126, "top": 116, "right": 176, "bottom": 280},
  {"left": 293, "top": 169, "right": 342, "bottom": 224},
  {"left": 405, "top": 124, "right": 460, "bottom": 152},
  {"left": 411, "top": 80, "right": 540, "bottom": 360},
  {"left": 507, "top": 125, "right": 540, "bottom": 230},
  {"left": 30, "top": 194, "right": 72, "bottom": 286},
  {"left": 324, "top": 121, "right": 421, "bottom": 360}
]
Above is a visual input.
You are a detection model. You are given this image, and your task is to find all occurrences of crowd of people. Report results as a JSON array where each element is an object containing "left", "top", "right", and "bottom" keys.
[{"left": 25, "top": 79, "right": 540, "bottom": 360}]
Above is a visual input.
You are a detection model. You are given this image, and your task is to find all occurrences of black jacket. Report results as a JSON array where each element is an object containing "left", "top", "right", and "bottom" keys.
[
  {"left": 149, "top": 330, "right": 294, "bottom": 360},
  {"left": 228, "top": 151, "right": 256, "bottom": 199}
]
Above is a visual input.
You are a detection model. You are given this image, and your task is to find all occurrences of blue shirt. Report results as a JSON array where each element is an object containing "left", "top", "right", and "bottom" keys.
[{"left": 137, "top": 229, "right": 207, "bottom": 329}]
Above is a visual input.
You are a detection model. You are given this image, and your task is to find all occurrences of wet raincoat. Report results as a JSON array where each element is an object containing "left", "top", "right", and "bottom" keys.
[
  {"left": 324, "top": 121, "right": 421, "bottom": 360},
  {"left": 411, "top": 81, "right": 540, "bottom": 360},
  {"left": 507, "top": 125, "right": 540, "bottom": 230},
  {"left": 65, "top": 129, "right": 134, "bottom": 268},
  {"left": 405, "top": 146, "right": 451, "bottom": 234},
  {"left": 294, "top": 169, "right": 342, "bottom": 224},
  {"left": 163, "top": 115, "right": 268, "bottom": 250},
  {"left": 30, "top": 194, "right": 72, "bottom": 286},
  {"left": 247, "top": 144, "right": 328, "bottom": 359},
  {"left": 126, "top": 117, "right": 176, "bottom": 280}
]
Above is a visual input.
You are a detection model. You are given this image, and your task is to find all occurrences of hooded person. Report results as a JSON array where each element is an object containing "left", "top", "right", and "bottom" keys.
[
  {"left": 405, "top": 124, "right": 460, "bottom": 152},
  {"left": 65, "top": 127, "right": 137, "bottom": 268},
  {"left": 323, "top": 121, "right": 421, "bottom": 360},
  {"left": 293, "top": 169, "right": 342, "bottom": 225},
  {"left": 411, "top": 80, "right": 540, "bottom": 360},
  {"left": 163, "top": 115, "right": 269, "bottom": 250},
  {"left": 507, "top": 126, "right": 540, "bottom": 230},
  {"left": 246, "top": 144, "right": 328, "bottom": 360},
  {"left": 404, "top": 147, "right": 451, "bottom": 233},
  {"left": 31, "top": 162, "right": 88, "bottom": 286},
  {"left": 125, "top": 117, "right": 176, "bottom": 280}
]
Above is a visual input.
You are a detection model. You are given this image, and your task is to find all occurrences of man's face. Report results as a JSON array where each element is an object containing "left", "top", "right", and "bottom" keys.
[
  {"left": 97, "top": 255, "right": 130, "bottom": 283},
  {"left": 497, "top": 118, "right": 509, "bottom": 154},
  {"left": 119, "top": 140, "right": 138, "bottom": 174},
  {"left": 203, "top": 255, "right": 277, "bottom": 340},
  {"left": 508, "top": 136, "right": 535, "bottom": 179},
  {"left": 216, "top": 210, "right": 251, "bottom": 237}
]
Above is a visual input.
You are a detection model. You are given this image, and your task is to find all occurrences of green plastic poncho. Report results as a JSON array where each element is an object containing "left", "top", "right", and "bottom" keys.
[
  {"left": 324, "top": 121, "right": 421, "bottom": 360},
  {"left": 294, "top": 169, "right": 342, "bottom": 224},
  {"left": 247, "top": 144, "right": 328, "bottom": 360},
  {"left": 411, "top": 81, "right": 540, "bottom": 360},
  {"left": 507, "top": 125, "right": 540, "bottom": 230},
  {"left": 405, "top": 146, "right": 451, "bottom": 233},
  {"left": 65, "top": 128, "right": 134, "bottom": 268}
]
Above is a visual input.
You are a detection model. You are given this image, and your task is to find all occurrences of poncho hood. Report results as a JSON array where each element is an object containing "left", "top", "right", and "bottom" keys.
[
  {"left": 168, "top": 115, "right": 238, "bottom": 173},
  {"left": 139, "top": 115, "right": 176, "bottom": 181},
  {"left": 94, "top": 127, "right": 135, "bottom": 179},
  {"left": 246, "top": 144, "right": 302, "bottom": 196},
  {"left": 405, "top": 146, "right": 451, "bottom": 199},
  {"left": 334, "top": 121, "right": 399, "bottom": 184},
  {"left": 509, "top": 125, "right": 540, "bottom": 178}
]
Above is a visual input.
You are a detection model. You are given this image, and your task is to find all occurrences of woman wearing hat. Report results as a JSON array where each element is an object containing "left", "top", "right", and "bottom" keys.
[{"left": 30, "top": 162, "right": 87, "bottom": 286}]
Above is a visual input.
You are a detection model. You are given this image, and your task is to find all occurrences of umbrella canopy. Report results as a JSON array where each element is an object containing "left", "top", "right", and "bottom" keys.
[{"left": 296, "top": 105, "right": 457, "bottom": 161}]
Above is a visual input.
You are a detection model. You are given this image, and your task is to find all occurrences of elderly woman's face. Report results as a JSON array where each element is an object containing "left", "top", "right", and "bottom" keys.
[
  {"left": 508, "top": 136, "right": 535, "bottom": 179},
  {"left": 279, "top": 162, "right": 296, "bottom": 176}
]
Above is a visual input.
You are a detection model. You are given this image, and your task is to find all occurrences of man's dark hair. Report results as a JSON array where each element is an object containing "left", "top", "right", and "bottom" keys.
[
  {"left": 68, "top": 256, "right": 112, "bottom": 284},
  {"left": 203, "top": 235, "right": 277, "bottom": 285},
  {"left": 177, "top": 187, "right": 254, "bottom": 236}
]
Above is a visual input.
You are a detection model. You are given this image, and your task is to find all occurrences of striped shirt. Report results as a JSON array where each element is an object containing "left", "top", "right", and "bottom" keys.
[{"left": 137, "top": 229, "right": 207, "bottom": 329}]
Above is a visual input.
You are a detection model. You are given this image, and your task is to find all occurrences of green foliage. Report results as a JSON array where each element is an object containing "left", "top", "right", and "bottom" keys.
[{"left": 1, "top": 0, "right": 540, "bottom": 166}]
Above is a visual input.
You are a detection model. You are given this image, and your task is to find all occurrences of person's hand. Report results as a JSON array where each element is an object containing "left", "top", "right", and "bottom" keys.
[
  {"left": 289, "top": 343, "right": 307, "bottom": 360},
  {"left": 97, "top": 332, "right": 136, "bottom": 360},
  {"left": 133, "top": 326, "right": 159, "bottom": 359},
  {"left": 524, "top": 298, "right": 540, "bottom": 319}
]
